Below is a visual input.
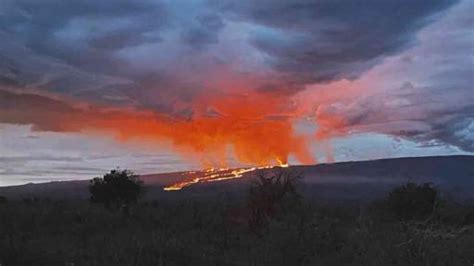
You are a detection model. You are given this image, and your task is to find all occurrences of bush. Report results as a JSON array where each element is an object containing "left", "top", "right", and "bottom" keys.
[
  {"left": 387, "top": 182, "right": 437, "bottom": 220},
  {"left": 1, "top": 180, "right": 473, "bottom": 265},
  {"left": 247, "top": 170, "right": 302, "bottom": 231},
  {"left": 89, "top": 169, "right": 143, "bottom": 209}
]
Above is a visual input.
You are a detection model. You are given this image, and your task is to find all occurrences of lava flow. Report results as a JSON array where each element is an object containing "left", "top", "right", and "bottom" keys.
[{"left": 163, "top": 163, "right": 289, "bottom": 191}]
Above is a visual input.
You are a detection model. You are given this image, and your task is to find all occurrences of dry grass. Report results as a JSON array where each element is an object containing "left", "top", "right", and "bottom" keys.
[{"left": 0, "top": 186, "right": 473, "bottom": 266}]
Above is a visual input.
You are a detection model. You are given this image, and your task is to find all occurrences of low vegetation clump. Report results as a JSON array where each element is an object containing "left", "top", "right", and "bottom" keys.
[
  {"left": 89, "top": 168, "right": 143, "bottom": 210},
  {"left": 0, "top": 169, "right": 473, "bottom": 265},
  {"left": 247, "top": 170, "right": 302, "bottom": 232},
  {"left": 387, "top": 182, "right": 437, "bottom": 220}
]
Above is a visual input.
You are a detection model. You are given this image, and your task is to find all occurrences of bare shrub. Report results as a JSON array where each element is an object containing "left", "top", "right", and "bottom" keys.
[{"left": 247, "top": 170, "right": 302, "bottom": 231}]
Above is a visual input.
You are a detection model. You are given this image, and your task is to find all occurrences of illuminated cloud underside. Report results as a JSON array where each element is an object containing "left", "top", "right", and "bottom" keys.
[{"left": 0, "top": 0, "right": 473, "bottom": 183}]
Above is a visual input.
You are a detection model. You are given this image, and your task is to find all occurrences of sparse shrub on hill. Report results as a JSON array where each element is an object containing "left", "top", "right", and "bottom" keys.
[
  {"left": 89, "top": 169, "right": 143, "bottom": 210},
  {"left": 247, "top": 170, "right": 302, "bottom": 232},
  {"left": 431, "top": 200, "right": 474, "bottom": 226},
  {"left": 387, "top": 182, "right": 437, "bottom": 220}
]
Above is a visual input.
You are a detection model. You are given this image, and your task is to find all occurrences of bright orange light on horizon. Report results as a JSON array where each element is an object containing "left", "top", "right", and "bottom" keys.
[{"left": 163, "top": 161, "right": 289, "bottom": 191}]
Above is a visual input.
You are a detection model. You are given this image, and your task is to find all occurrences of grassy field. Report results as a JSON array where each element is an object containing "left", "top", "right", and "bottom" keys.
[{"left": 1, "top": 182, "right": 473, "bottom": 266}]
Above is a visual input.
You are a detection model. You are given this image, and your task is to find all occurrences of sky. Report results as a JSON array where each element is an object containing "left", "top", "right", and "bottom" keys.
[{"left": 0, "top": 0, "right": 473, "bottom": 185}]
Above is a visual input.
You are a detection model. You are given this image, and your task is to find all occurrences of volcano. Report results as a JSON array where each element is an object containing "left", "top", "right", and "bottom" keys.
[{"left": 1, "top": 155, "right": 472, "bottom": 203}]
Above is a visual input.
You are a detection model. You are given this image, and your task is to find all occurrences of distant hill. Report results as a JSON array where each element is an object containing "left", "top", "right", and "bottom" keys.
[{"left": 1, "top": 155, "right": 473, "bottom": 203}]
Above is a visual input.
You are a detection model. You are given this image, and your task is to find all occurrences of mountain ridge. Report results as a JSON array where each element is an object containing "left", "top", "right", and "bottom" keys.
[{"left": 1, "top": 155, "right": 472, "bottom": 202}]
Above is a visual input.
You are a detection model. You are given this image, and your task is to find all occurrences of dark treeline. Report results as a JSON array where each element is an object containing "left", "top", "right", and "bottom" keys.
[{"left": 0, "top": 169, "right": 473, "bottom": 266}]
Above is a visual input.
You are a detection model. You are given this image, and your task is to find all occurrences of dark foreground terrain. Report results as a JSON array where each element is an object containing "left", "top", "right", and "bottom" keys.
[
  {"left": 1, "top": 183, "right": 474, "bottom": 265},
  {"left": 0, "top": 156, "right": 473, "bottom": 265}
]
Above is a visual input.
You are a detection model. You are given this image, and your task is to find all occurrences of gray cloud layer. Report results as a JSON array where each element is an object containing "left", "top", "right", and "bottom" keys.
[
  {"left": 312, "top": 0, "right": 473, "bottom": 151},
  {"left": 0, "top": 0, "right": 456, "bottom": 98},
  {"left": 1, "top": 0, "right": 473, "bottom": 152},
  {"left": 215, "top": 0, "right": 456, "bottom": 83}
]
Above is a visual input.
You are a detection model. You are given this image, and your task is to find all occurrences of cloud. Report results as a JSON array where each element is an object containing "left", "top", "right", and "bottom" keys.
[
  {"left": 297, "top": 0, "right": 474, "bottom": 151},
  {"left": 0, "top": 0, "right": 456, "bottom": 101},
  {"left": 180, "top": 13, "right": 224, "bottom": 50},
  {"left": 214, "top": 0, "right": 457, "bottom": 84},
  {"left": 0, "top": 155, "right": 82, "bottom": 163},
  {"left": 0, "top": 0, "right": 472, "bottom": 162},
  {"left": 0, "top": 89, "right": 315, "bottom": 165},
  {"left": 0, "top": 31, "right": 134, "bottom": 105}
]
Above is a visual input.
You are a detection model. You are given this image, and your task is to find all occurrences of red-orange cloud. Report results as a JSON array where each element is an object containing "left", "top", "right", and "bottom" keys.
[{"left": 0, "top": 88, "right": 318, "bottom": 168}]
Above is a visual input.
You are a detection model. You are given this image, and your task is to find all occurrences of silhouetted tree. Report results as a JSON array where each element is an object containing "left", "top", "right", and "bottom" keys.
[
  {"left": 89, "top": 169, "right": 143, "bottom": 210},
  {"left": 247, "top": 170, "right": 302, "bottom": 232},
  {"left": 388, "top": 182, "right": 437, "bottom": 220}
]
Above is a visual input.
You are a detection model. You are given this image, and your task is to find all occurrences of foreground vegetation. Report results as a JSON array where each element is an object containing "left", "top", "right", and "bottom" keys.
[{"left": 0, "top": 171, "right": 473, "bottom": 265}]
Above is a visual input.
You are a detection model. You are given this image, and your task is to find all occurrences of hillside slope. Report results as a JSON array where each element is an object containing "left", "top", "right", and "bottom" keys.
[{"left": 1, "top": 155, "right": 472, "bottom": 202}]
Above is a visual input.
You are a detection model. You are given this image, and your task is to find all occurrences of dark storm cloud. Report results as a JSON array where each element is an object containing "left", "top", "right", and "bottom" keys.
[
  {"left": 180, "top": 13, "right": 224, "bottom": 49},
  {"left": 0, "top": 29, "right": 136, "bottom": 105},
  {"left": 288, "top": 0, "right": 472, "bottom": 152},
  {"left": 0, "top": 0, "right": 168, "bottom": 85},
  {"left": 0, "top": 0, "right": 457, "bottom": 94},
  {"left": 1, "top": 0, "right": 472, "bottom": 154},
  {"left": 0, "top": 0, "right": 228, "bottom": 109},
  {"left": 214, "top": 0, "right": 457, "bottom": 84},
  {"left": 0, "top": 0, "right": 166, "bottom": 53},
  {"left": 88, "top": 29, "right": 159, "bottom": 50},
  {"left": 428, "top": 110, "right": 474, "bottom": 152}
]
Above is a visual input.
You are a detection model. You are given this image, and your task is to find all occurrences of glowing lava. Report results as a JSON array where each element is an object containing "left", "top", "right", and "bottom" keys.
[{"left": 163, "top": 162, "right": 289, "bottom": 191}]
